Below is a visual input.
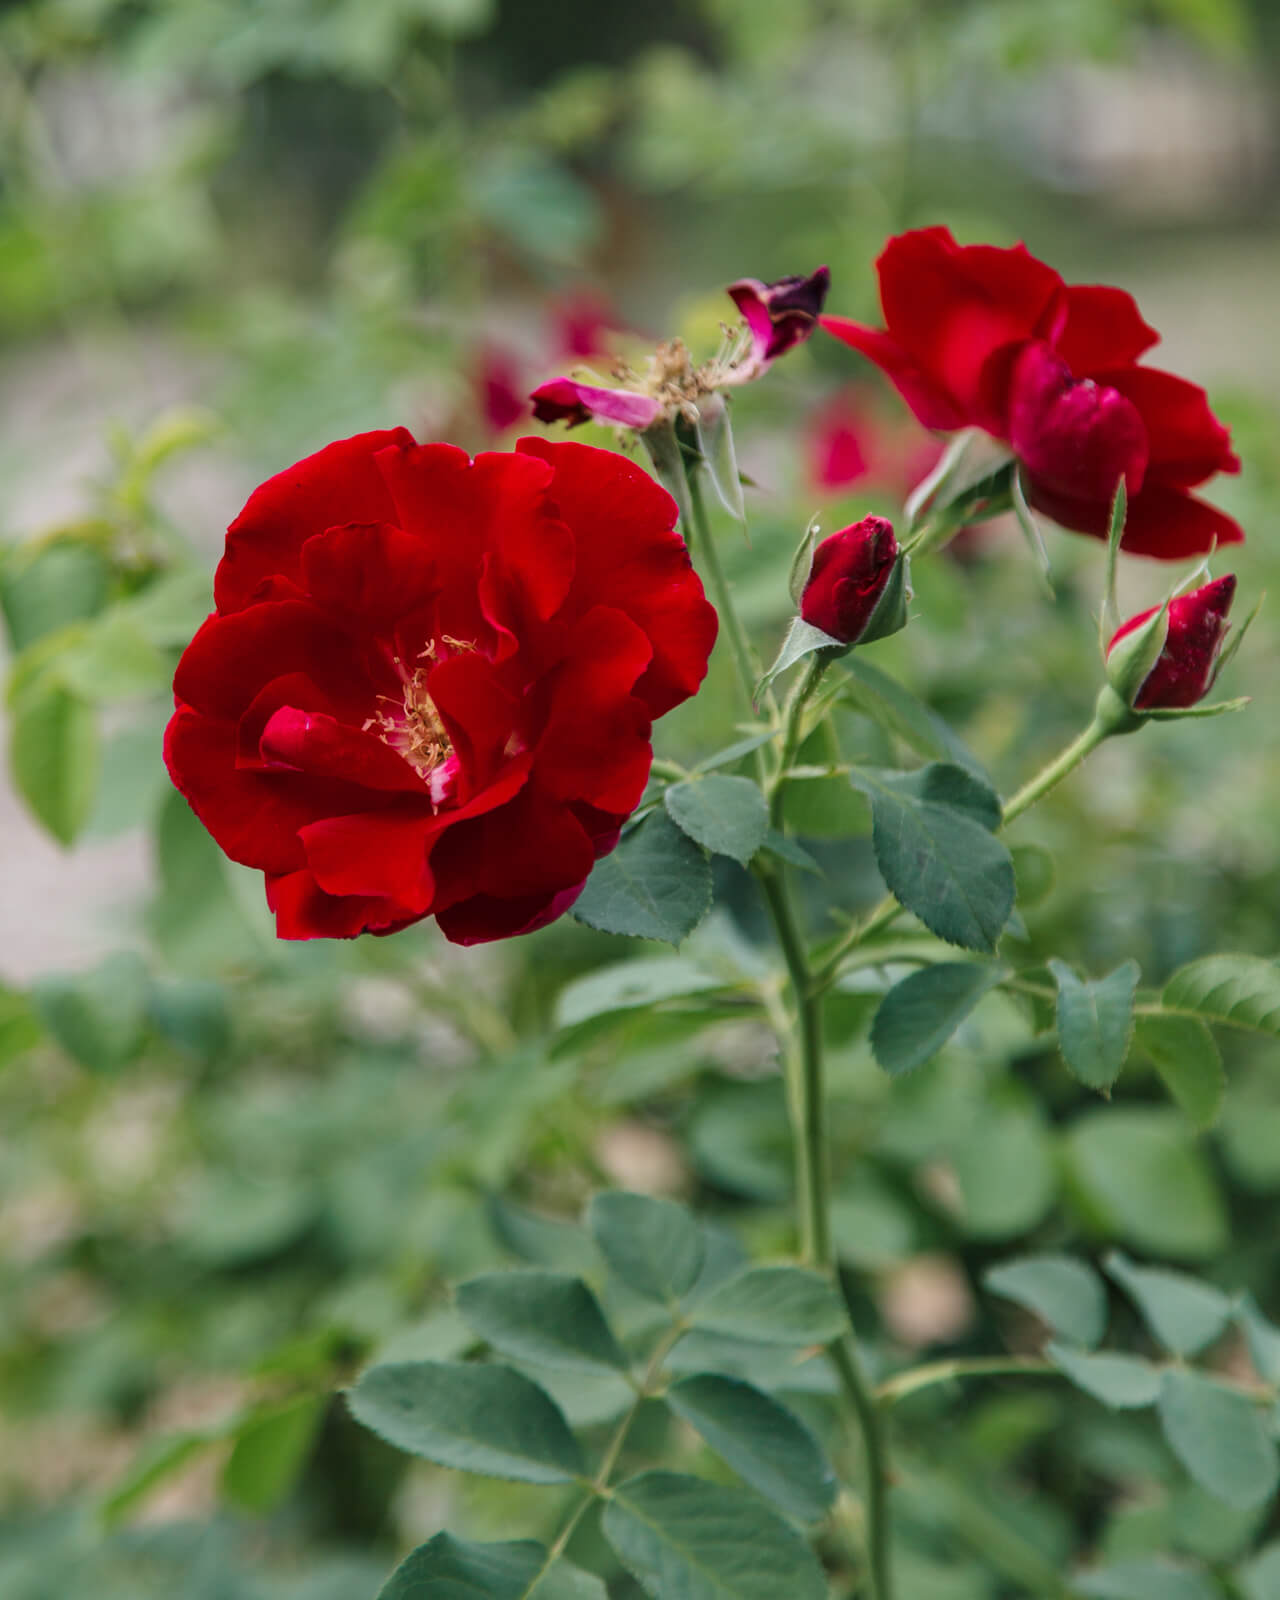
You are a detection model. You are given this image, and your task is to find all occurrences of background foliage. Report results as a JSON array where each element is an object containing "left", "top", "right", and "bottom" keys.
[{"left": 2, "top": 0, "right": 1280, "bottom": 1594}]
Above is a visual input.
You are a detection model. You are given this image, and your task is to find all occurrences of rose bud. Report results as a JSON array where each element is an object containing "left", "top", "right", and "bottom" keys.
[
  {"left": 800, "top": 516, "right": 902, "bottom": 645},
  {"left": 726, "top": 267, "right": 831, "bottom": 381},
  {"left": 1107, "top": 574, "right": 1236, "bottom": 710}
]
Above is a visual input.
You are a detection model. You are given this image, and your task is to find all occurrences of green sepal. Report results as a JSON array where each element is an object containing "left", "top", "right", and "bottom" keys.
[
  {"left": 1100, "top": 478, "right": 1128, "bottom": 644},
  {"left": 694, "top": 395, "right": 745, "bottom": 522},
  {"left": 640, "top": 420, "right": 695, "bottom": 533},
  {"left": 754, "top": 618, "right": 841, "bottom": 702},
  {"left": 854, "top": 551, "right": 912, "bottom": 646},
  {"left": 1011, "top": 466, "right": 1053, "bottom": 593},
  {"left": 905, "top": 427, "right": 978, "bottom": 528},
  {"left": 1207, "top": 590, "right": 1262, "bottom": 690},
  {"left": 1104, "top": 598, "right": 1170, "bottom": 708},
  {"left": 787, "top": 514, "right": 822, "bottom": 608},
  {"left": 1143, "top": 696, "right": 1251, "bottom": 722}
]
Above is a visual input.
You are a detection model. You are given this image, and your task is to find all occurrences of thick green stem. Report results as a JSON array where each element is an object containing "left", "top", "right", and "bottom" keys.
[
  {"left": 757, "top": 868, "right": 829, "bottom": 1264},
  {"left": 768, "top": 655, "right": 826, "bottom": 830}
]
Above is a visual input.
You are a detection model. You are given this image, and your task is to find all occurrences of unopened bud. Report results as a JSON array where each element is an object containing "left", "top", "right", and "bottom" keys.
[
  {"left": 800, "top": 516, "right": 903, "bottom": 645},
  {"left": 1107, "top": 575, "right": 1236, "bottom": 710}
]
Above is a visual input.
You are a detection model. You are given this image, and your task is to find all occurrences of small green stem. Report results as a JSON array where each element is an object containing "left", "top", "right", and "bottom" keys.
[
  {"left": 877, "top": 1355, "right": 1052, "bottom": 1405},
  {"left": 769, "top": 656, "right": 826, "bottom": 829},
  {"left": 1000, "top": 718, "right": 1110, "bottom": 826},
  {"left": 521, "top": 1323, "right": 685, "bottom": 1596}
]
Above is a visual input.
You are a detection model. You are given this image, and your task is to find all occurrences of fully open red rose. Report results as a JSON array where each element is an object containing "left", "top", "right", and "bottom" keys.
[
  {"left": 822, "top": 227, "right": 1241, "bottom": 559},
  {"left": 164, "top": 432, "right": 717, "bottom": 944}
]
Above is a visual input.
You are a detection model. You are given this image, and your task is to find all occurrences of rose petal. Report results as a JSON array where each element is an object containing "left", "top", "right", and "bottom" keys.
[
  {"left": 1009, "top": 341, "right": 1149, "bottom": 507},
  {"left": 300, "top": 521, "right": 439, "bottom": 627},
  {"left": 517, "top": 436, "right": 718, "bottom": 717},
  {"left": 215, "top": 429, "right": 413, "bottom": 614},
  {"left": 1054, "top": 283, "right": 1160, "bottom": 374},
  {"left": 530, "top": 378, "right": 663, "bottom": 430},
  {"left": 1097, "top": 366, "right": 1240, "bottom": 488},
  {"left": 266, "top": 868, "right": 421, "bottom": 940}
]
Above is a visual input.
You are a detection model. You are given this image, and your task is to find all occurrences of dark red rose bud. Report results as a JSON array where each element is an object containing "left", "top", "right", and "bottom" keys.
[
  {"left": 800, "top": 516, "right": 899, "bottom": 644},
  {"left": 1108, "top": 574, "right": 1236, "bottom": 710},
  {"left": 727, "top": 267, "right": 831, "bottom": 379}
]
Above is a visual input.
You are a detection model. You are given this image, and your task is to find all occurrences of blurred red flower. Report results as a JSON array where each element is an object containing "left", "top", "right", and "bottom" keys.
[
  {"left": 165, "top": 432, "right": 717, "bottom": 943},
  {"left": 823, "top": 227, "right": 1240, "bottom": 558}
]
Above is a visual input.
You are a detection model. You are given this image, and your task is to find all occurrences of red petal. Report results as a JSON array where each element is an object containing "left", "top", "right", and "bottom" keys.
[
  {"left": 537, "top": 605, "right": 654, "bottom": 814},
  {"left": 174, "top": 601, "right": 371, "bottom": 725},
  {"left": 1097, "top": 366, "right": 1240, "bottom": 488},
  {"left": 820, "top": 318, "right": 968, "bottom": 431},
  {"left": 299, "top": 805, "right": 439, "bottom": 904},
  {"left": 436, "top": 882, "right": 586, "bottom": 946},
  {"left": 259, "top": 706, "right": 428, "bottom": 793},
  {"left": 1118, "top": 483, "right": 1244, "bottom": 560},
  {"left": 427, "top": 650, "right": 522, "bottom": 794},
  {"left": 429, "top": 782, "right": 595, "bottom": 912},
  {"left": 874, "top": 228, "right": 1065, "bottom": 424},
  {"left": 215, "top": 429, "right": 413, "bottom": 614},
  {"left": 516, "top": 437, "right": 717, "bottom": 717},
  {"left": 374, "top": 443, "right": 573, "bottom": 649},
  {"left": 1009, "top": 342, "right": 1149, "bottom": 506},
  {"left": 164, "top": 709, "right": 316, "bottom": 874},
  {"left": 266, "top": 869, "right": 422, "bottom": 940},
  {"left": 1054, "top": 284, "right": 1160, "bottom": 374},
  {"left": 299, "top": 521, "right": 439, "bottom": 626}
]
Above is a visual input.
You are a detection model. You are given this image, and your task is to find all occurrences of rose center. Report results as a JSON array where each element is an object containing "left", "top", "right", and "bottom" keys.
[{"left": 365, "top": 648, "right": 455, "bottom": 782}]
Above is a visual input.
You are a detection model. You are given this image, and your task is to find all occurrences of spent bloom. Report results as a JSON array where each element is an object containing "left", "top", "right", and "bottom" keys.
[
  {"left": 1107, "top": 574, "right": 1237, "bottom": 710},
  {"left": 822, "top": 227, "right": 1240, "bottom": 559},
  {"left": 531, "top": 267, "right": 830, "bottom": 432},
  {"left": 164, "top": 431, "right": 717, "bottom": 943},
  {"left": 801, "top": 517, "right": 900, "bottom": 645}
]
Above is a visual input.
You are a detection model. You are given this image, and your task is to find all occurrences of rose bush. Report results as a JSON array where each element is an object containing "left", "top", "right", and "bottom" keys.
[
  {"left": 822, "top": 225, "right": 1241, "bottom": 558},
  {"left": 164, "top": 431, "right": 717, "bottom": 943}
]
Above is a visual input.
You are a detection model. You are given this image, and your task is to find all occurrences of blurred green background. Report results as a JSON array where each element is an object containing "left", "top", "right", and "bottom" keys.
[{"left": 2, "top": 1, "right": 1280, "bottom": 1595}]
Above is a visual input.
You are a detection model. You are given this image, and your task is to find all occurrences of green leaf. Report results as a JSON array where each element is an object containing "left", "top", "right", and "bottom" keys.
[
  {"left": 588, "top": 1191, "right": 704, "bottom": 1305},
  {"left": 377, "top": 1535, "right": 599, "bottom": 1600},
  {"left": 696, "top": 395, "right": 745, "bottom": 521},
  {"left": 848, "top": 764, "right": 1015, "bottom": 953},
  {"left": 756, "top": 829, "right": 822, "bottom": 875},
  {"left": 948, "top": 1101, "right": 1058, "bottom": 1239},
  {"left": 99, "top": 1430, "right": 219, "bottom": 1527},
  {"left": 692, "top": 731, "right": 776, "bottom": 774},
  {"left": 1134, "top": 1014, "right": 1225, "bottom": 1130},
  {"left": 1047, "top": 1342, "right": 1161, "bottom": 1409},
  {"left": 1104, "top": 1253, "right": 1232, "bottom": 1356},
  {"left": 55, "top": 614, "right": 171, "bottom": 702},
  {"left": 572, "top": 812, "right": 712, "bottom": 946},
  {"left": 1162, "top": 954, "right": 1280, "bottom": 1036},
  {"left": 871, "top": 962, "right": 1008, "bottom": 1077},
  {"left": 10, "top": 680, "right": 99, "bottom": 845},
  {"left": 1238, "top": 1540, "right": 1280, "bottom": 1600},
  {"left": 1050, "top": 959, "right": 1139, "bottom": 1092},
  {"left": 983, "top": 1255, "right": 1107, "bottom": 1348},
  {"left": 840, "top": 657, "right": 989, "bottom": 781},
  {"left": 346, "top": 1361, "right": 584, "bottom": 1483},
  {"left": 687, "top": 1265, "right": 847, "bottom": 1346},
  {"left": 1073, "top": 1560, "right": 1220, "bottom": 1600},
  {"left": 1158, "top": 1369, "right": 1279, "bottom": 1509},
  {"left": 455, "top": 1271, "right": 628, "bottom": 1377},
  {"left": 664, "top": 775, "right": 768, "bottom": 868},
  {"left": 31, "top": 951, "right": 150, "bottom": 1073},
  {"left": 554, "top": 957, "right": 728, "bottom": 1032},
  {"left": 221, "top": 1394, "right": 323, "bottom": 1513},
  {"left": 602, "top": 1471, "right": 828, "bottom": 1600},
  {"left": 0, "top": 539, "right": 109, "bottom": 651},
  {"left": 147, "top": 978, "right": 231, "bottom": 1060},
  {"left": 488, "top": 1197, "right": 600, "bottom": 1276},
  {"left": 1236, "top": 1296, "right": 1280, "bottom": 1387},
  {"left": 0, "top": 986, "right": 41, "bottom": 1068},
  {"left": 1065, "top": 1108, "right": 1228, "bottom": 1259},
  {"left": 664, "top": 1374, "right": 836, "bottom": 1522}
]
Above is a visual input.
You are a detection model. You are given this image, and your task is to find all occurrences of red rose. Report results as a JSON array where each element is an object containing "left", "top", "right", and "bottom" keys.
[
  {"left": 800, "top": 517, "right": 899, "bottom": 644},
  {"left": 164, "top": 431, "right": 717, "bottom": 944},
  {"left": 1108, "top": 574, "right": 1236, "bottom": 710},
  {"left": 822, "top": 227, "right": 1241, "bottom": 559}
]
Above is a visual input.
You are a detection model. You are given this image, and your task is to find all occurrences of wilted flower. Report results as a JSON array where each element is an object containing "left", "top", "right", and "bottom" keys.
[{"left": 725, "top": 267, "right": 831, "bottom": 383}]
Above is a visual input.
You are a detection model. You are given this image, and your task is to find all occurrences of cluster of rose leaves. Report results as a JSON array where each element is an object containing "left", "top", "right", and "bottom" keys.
[{"left": 165, "top": 227, "right": 1243, "bottom": 944}]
